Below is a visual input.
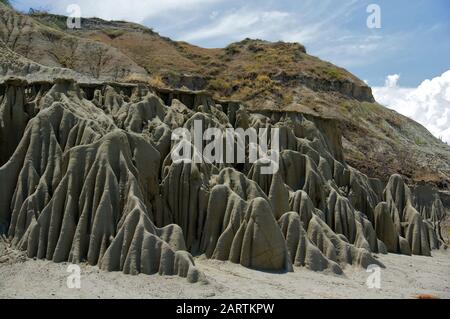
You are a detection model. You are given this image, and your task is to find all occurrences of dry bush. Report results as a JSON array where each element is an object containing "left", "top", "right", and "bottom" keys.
[
  {"left": 148, "top": 74, "right": 167, "bottom": 88},
  {"left": 122, "top": 73, "right": 150, "bottom": 84}
]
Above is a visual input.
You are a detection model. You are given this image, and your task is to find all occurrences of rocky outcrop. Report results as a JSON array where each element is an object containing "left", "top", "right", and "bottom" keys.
[
  {"left": 278, "top": 212, "right": 342, "bottom": 274},
  {"left": 383, "top": 175, "right": 443, "bottom": 255},
  {"left": 297, "top": 75, "right": 375, "bottom": 103},
  {"left": 0, "top": 79, "right": 445, "bottom": 283},
  {"left": 203, "top": 188, "right": 291, "bottom": 272}
]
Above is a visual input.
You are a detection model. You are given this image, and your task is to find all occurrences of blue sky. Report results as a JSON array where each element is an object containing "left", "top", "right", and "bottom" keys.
[{"left": 10, "top": 0, "right": 450, "bottom": 142}]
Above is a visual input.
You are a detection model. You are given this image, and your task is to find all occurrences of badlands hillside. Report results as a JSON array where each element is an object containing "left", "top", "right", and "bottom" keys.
[
  {"left": 0, "top": 2, "right": 449, "bottom": 296},
  {"left": 0, "top": 4, "right": 449, "bottom": 191}
]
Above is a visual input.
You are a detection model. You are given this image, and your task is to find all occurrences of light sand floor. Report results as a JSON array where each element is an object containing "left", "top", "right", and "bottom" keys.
[{"left": 1, "top": 242, "right": 449, "bottom": 299}]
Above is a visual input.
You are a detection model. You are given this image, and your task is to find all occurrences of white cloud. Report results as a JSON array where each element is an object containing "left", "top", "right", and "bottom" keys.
[
  {"left": 181, "top": 8, "right": 291, "bottom": 42},
  {"left": 313, "top": 33, "right": 407, "bottom": 68},
  {"left": 373, "top": 71, "right": 450, "bottom": 144},
  {"left": 180, "top": 1, "right": 368, "bottom": 50},
  {"left": 20, "top": 0, "right": 224, "bottom": 23}
]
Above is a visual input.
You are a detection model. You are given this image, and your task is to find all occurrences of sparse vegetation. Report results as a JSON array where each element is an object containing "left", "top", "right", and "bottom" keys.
[
  {"left": 324, "top": 68, "right": 346, "bottom": 80},
  {"left": 208, "top": 78, "right": 232, "bottom": 94},
  {"left": 224, "top": 44, "right": 241, "bottom": 56},
  {"left": 112, "top": 66, "right": 131, "bottom": 81},
  {"left": 148, "top": 74, "right": 167, "bottom": 88},
  {"left": 415, "top": 138, "right": 426, "bottom": 146},
  {"left": 122, "top": 73, "right": 150, "bottom": 84},
  {"left": 0, "top": 9, "right": 30, "bottom": 51},
  {"left": 47, "top": 36, "right": 79, "bottom": 69},
  {"left": 87, "top": 46, "right": 110, "bottom": 79},
  {"left": 29, "top": 10, "right": 67, "bottom": 30}
]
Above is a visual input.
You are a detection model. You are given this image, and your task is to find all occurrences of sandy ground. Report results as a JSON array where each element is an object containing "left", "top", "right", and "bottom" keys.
[{"left": 1, "top": 241, "right": 449, "bottom": 299}]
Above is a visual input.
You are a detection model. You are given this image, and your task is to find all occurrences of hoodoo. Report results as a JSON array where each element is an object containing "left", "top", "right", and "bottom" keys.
[{"left": 0, "top": 78, "right": 446, "bottom": 281}]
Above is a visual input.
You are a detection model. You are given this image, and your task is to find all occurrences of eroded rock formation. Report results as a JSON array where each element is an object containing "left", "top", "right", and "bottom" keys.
[{"left": 0, "top": 78, "right": 446, "bottom": 282}]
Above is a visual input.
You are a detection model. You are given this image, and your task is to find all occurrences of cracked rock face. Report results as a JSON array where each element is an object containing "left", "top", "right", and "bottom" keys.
[{"left": 0, "top": 79, "right": 446, "bottom": 281}]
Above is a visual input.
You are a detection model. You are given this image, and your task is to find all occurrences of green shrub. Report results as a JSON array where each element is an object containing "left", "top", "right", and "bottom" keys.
[
  {"left": 415, "top": 138, "right": 426, "bottom": 146},
  {"left": 326, "top": 68, "right": 344, "bottom": 80}
]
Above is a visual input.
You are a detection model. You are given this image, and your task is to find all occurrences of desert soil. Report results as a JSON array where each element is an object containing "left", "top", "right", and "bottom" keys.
[{"left": 1, "top": 241, "right": 449, "bottom": 299}]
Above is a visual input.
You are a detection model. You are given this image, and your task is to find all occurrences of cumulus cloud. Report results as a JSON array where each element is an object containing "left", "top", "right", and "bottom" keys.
[{"left": 373, "top": 71, "right": 450, "bottom": 144}]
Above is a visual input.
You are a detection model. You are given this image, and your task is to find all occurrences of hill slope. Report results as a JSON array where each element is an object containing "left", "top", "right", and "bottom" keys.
[{"left": 1, "top": 3, "right": 449, "bottom": 192}]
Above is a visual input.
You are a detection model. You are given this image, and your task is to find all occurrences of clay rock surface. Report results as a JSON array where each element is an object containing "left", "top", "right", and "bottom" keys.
[
  {"left": 383, "top": 175, "right": 437, "bottom": 256},
  {"left": 0, "top": 79, "right": 446, "bottom": 283},
  {"left": 201, "top": 183, "right": 291, "bottom": 272}
]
